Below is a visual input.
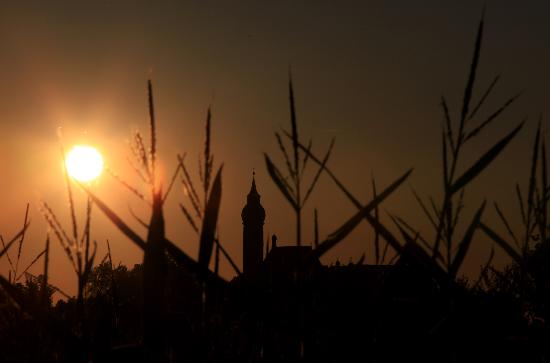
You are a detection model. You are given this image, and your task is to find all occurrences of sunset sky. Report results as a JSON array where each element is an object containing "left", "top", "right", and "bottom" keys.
[{"left": 0, "top": 1, "right": 549, "bottom": 297}]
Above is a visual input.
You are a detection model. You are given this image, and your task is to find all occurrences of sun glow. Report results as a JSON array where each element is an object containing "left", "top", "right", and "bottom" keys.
[{"left": 65, "top": 145, "right": 104, "bottom": 182}]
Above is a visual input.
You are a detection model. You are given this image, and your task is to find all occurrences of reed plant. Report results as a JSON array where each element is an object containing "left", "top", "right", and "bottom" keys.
[
  {"left": 0, "top": 203, "right": 40, "bottom": 284},
  {"left": 264, "top": 73, "right": 416, "bottom": 270},
  {"left": 265, "top": 11, "right": 528, "bottom": 362},
  {"left": 34, "top": 135, "right": 99, "bottom": 363},
  {"left": 78, "top": 80, "right": 226, "bottom": 362},
  {"left": 479, "top": 118, "right": 550, "bottom": 333},
  {"left": 290, "top": 12, "right": 523, "bottom": 286},
  {"left": 480, "top": 119, "right": 544, "bottom": 269},
  {"left": 40, "top": 158, "right": 96, "bottom": 318},
  {"left": 177, "top": 108, "right": 240, "bottom": 276},
  {"left": 264, "top": 73, "right": 335, "bottom": 246}
]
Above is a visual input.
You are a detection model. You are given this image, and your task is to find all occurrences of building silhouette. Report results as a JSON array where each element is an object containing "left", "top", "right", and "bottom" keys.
[
  {"left": 241, "top": 173, "right": 265, "bottom": 276},
  {"left": 235, "top": 176, "right": 479, "bottom": 362}
]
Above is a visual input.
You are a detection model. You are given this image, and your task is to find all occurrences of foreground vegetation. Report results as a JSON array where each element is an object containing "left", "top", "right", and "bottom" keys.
[{"left": 0, "top": 12, "right": 548, "bottom": 363}]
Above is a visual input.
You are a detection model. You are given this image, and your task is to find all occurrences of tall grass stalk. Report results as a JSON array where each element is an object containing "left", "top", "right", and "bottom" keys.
[
  {"left": 265, "top": 73, "right": 334, "bottom": 246},
  {"left": 481, "top": 118, "right": 550, "bottom": 303},
  {"left": 176, "top": 109, "right": 239, "bottom": 275},
  {"left": 37, "top": 132, "right": 98, "bottom": 361},
  {"left": 290, "top": 11, "right": 523, "bottom": 288},
  {"left": 78, "top": 80, "right": 227, "bottom": 361}
]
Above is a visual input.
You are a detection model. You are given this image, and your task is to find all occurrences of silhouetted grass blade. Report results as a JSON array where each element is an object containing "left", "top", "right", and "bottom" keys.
[
  {"left": 460, "top": 10, "right": 484, "bottom": 125},
  {"left": 442, "top": 128, "right": 449, "bottom": 189},
  {"left": 311, "top": 169, "right": 412, "bottom": 259},
  {"left": 450, "top": 121, "right": 524, "bottom": 195},
  {"left": 0, "top": 222, "right": 30, "bottom": 259},
  {"left": 411, "top": 188, "right": 439, "bottom": 231},
  {"left": 107, "top": 167, "right": 148, "bottom": 204},
  {"left": 301, "top": 139, "right": 312, "bottom": 177},
  {"left": 288, "top": 72, "right": 299, "bottom": 180},
  {"left": 303, "top": 138, "right": 334, "bottom": 204},
  {"left": 516, "top": 183, "right": 527, "bottom": 225},
  {"left": 14, "top": 203, "right": 29, "bottom": 277},
  {"left": 473, "top": 246, "right": 494, "bottom": 289},
  {"left": 493, "top": 202, "right": 519, "bottom": 247},
  {"left": 128, "top": 204, "right": 149, "bottom": 229},
  {"left": 448, "top": 201, "right": 486, "bottom": 278},
  {"left": 527, "top": 121, "right": 541, "bottom": 221},
  {"left": 42, "top": 235, "right": 50, "bottom": 306},
  {"left": 203, "top": 107, "right": 212, "bottom": 198},
  {"left": 179, "top": 203, "right": 199, "bottom": 233},
  {"left": 79, "top": 184, "right": 146, "bottom": 250},
  {"left": 276, "top": 132, "right": 295, "bottom": 180},
  {"left": 148, "top": 79, "right": 157, "bottom": 187},
  {"left": 162, "top": 162, "right": 182, "bottom": 204},
  {"left": 198, "top": 165, "right": 223, "bottom": 269},
  {"left": 178, "top": 153, "right": 202, "bottom": 218},
  {"left": 215, "top": 238, "right": 241, "bottom": 276},
  {"left": 82, "top": 183, "right": 226, "bottom": 285},
  {"left": 391, "top": 214, "right": 445, "bottom": 264},
  {"left": 286, "top": 134, "right": 358, "bottom": 205},
  {"left": 372, "top": 178, "right": 380, "bottom": 264},
  {"left": 264, "top": 153, "right": 298, "bottom": 209},
  {"left": 467, "top": 74, "right": 500, "bottom": 121},
  {"left": 60, "top": 141, "right": 79, "bottom": 244},
  {"left": 16, "top": 247, "right": 47, "bottom": 281},
  {"left": 392, "top": 219, "right": 447, "bottom": 278},
  {"left": 0, "top": 236, "right": 15, "bottom": 280},
  {"left": 464, "top": 92, "right": 521, "bottom": 142},
  {"left": 441, "top": 96, "right": 454, "bottom": 150},
  {"left": 143, "top": 189, "right": 166, "bottom": 358},
  {"left": 83, "top": 240, "right": 97, "bottom": 278},
  {"left": 363, "top": 213, "right": 404, "bottom": 257},
  {"left": 480, "top": 222, "right": 524, "bottom": 268}
]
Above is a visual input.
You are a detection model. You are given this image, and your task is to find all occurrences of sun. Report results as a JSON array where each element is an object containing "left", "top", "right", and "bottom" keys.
[{"left": 65, "top": 145, "right": 104, "bottom": 182}]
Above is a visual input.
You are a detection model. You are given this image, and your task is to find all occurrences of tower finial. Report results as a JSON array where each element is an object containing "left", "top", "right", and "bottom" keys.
[{"left": 249, "top": 169, "right": 258, "bottom": 197}]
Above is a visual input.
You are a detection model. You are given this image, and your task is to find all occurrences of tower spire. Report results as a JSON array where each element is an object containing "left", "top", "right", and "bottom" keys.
[
  {"left": 242, "top": 171, "right": 265, "bottom": 276},
  {"left": 247, "top": 170, "right": 260, "bottom": 202}
]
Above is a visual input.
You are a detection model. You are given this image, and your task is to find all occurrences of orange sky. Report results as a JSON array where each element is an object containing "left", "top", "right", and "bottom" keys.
[{"left": 0, "top": 1, "right": 549, "bottom": 297}]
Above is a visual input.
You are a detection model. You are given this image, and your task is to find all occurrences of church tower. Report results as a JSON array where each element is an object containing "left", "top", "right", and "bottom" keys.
[{"left": 241, "top": 173, "right": 265, "bottom": 276}]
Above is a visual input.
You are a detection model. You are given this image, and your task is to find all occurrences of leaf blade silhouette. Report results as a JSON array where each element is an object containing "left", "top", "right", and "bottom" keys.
[
  {"left": 448, "top": 201, "right": 486, "bottom": 278},
  {"left": 303, "top": 138, "right": 334, "bottom": 205},
  {"left": 264, "top": 153, "right": 298, "bottom": 210},
  {"left": 460, "top": 10, "right": 484, "bottom": 126},
  {"left": 80, "top": 183, "right": 227, "bottom": 286},
  {"left": 480, "top": 222, "right": 524, "bottom": 268},
  {"left": 198, "top": 165, "right": 223, "bottom": 269},
  {"left": 464, "top": 92, "right": 521, "bottom": 142},
  {"left": 450, "top": 121, "right": 524, "bottom": 195},
  {"left": 0, "top": 222, "right": 31, "bottom": 260},
  {"left": 80, "top": 183, "right": 146, "bottom": 250},
  {"left": 312, "top": 169, "right": 412, "bottom": 259},
  {"left": 467, "top": 74, "right": 500, "bottom": 121}
]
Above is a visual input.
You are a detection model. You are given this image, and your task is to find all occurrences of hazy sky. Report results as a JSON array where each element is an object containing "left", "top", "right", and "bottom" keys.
[{"left": 0, "top": 1, "right": 549, "bottom": 297}]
